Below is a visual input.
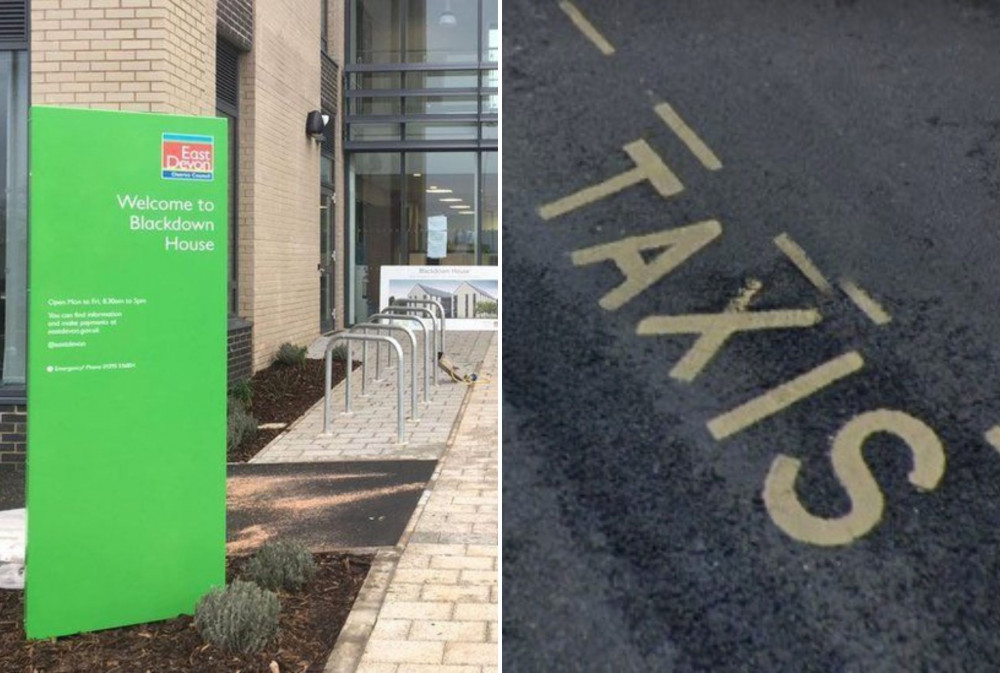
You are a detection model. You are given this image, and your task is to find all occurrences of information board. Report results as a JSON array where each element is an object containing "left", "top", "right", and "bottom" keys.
[{"left": 26, "top": 107, "right": 228, "bottom": 638}]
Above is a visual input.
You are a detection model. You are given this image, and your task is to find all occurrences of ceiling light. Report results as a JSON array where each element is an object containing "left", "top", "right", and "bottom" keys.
[
  {"left": 427, "top": 188, "right": 453, "bottom": 194},
  {"left": 450, "top": 205, "right": 471, "bottom": 209},
  {"left": 413, "top": 173, "right": 422, "bottom": 177},
  {"left": 440, "top": 198, "right": 462, "bottom": 202},
  {"left": 439, "top": 0, "right": 457, "bottom": 26}
]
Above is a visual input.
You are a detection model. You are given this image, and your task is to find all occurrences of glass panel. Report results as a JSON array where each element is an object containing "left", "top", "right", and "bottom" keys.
[
  {"left": 352, "top": 153, "right": 402, "bottom": 323},
  {"left": 482, "top": 0, "right": 498, "bottom": 62},
  {"left": 406, "top": 69, "right": 478, "bottom": 88},
  {"left": 351, "top": 95, "right": 402, "bottom": 116},
  {"left": 480, "top": 152, "right": 497, "bottom": 265},
  {"left": 406, "top": 0, "right": 478, "bottom": 63},
  {"left": 350, "top": 123, "right": 402, "bottom": 141},
  {"left": 482, "top": 121, "right": 497, "bottom": 140},
  {"left": 0, "top": 51, "right": 27, "bottom": 385},
  {"left": 481, "top": 93, "right": 498, "bottom": 115},
  {"left": 349, "top": 72, "right": 402, "bottom": 90},
  {"left": 405, "top": 94, "right": 479, "bottom": 115},
  {"left": 352, "top": 0, "right": 404, "bottom": 64},
  {"left": 404, "top": 153, "right": 477, "bottom": 266},
  {"left": 406, "top": 121, "right": 478, "bottom": 140},
  {"left": 321, "top": 155, "right": 334, "bottom": 185}
]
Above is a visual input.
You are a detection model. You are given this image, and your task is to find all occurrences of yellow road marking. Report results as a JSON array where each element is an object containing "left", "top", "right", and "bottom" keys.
[
  {"left": 764, "top": 409, "right": 945, "bottom": 546},
  {"left": 654, "top": 102, "right": 722, "bottom": 171},
  {"left": 572, "top": 220, "right": 721, "bottom": 310},
  {"left": 637, "top": 308, "right": 822, "bottom": 382},
  {"left": 839, "top": 278, "right": 891, "bottom": 326},
  {"left": 539, "top": 140, "right": 684, "bottom": 220},
  {"left": 707, "top": 351, "right": 864, "bottom": 440},
  {"left": 557, "top": 0, "right": 616, "bottom": 56},
  {"left": 985, "top": 426, "right": 1000, "bottom": 453},
  {"left": 727, "top": 278, "right": 763, "bottom": 312},
  {"left": 773, "top": 233, "right": 833, "bottom": 294}
]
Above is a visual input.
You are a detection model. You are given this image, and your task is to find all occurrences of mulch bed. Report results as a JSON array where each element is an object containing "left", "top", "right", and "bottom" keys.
[
  {"left": 0, "top": 552, "right": 372, "bottom": 673},
  {"left": 229, "top": 359, "right": 355, "bottom": 463}
]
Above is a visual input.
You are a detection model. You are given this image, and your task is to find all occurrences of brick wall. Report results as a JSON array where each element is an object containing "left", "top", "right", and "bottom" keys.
[
  {"left": 0, "top": 405, "right": 26, "bottom": 471},
  {"left": 242, "top": 0, "right": 323, "bottom": 371},
  {"left": 217, "top": 0, "right": 251, "bottom": 51},
  {"left": 30, "top": 0, "right": 216, "bottom": 116},
  {"left": 227, "top": 319, "right": 253, "bottom": 385}
]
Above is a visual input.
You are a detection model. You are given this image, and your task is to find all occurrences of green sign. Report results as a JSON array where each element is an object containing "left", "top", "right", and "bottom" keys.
[{"left": 26, "top": 107, "right": 228, "bottom": 638}]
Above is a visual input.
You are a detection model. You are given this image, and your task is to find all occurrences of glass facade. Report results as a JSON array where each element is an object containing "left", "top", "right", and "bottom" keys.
[
  {"left": 0, "top": 51, "right": 28, "bottom": 387},
  {"left": 346, "top": 0, "right": 498, "bottom": 323}
]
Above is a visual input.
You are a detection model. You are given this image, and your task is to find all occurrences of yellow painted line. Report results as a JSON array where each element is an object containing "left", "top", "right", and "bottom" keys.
[
  {"left": 839, "top": 278, "right": 891, "bottom": 326},
  {"left": 654, "top": 102, "right": 722, "bottom": 171},
  {"left": 571, "top": 220, "right": 721, "bottom": 310},
  {"left": 985, "top": 426, "right": 1000, "bottom": 453},
  {"left": 707, "top": 351, "right": 864, "bottom": 440},
  {"left": 727, "top": 278, "right": 763, "bottom": 312},
  {"left": 637, "top": 308, "right": 821, "bottom": 382},
  {"left": 773, "top": 233, "right": 833, "bottom": 294},
  {"left": 539, "top": 139, "right": 683, "bottom": 220},
  {"left": 557, "top": 0, "right": 616, "bottom": 56},
  {"left": 764, "top": 409, "right": 945, "bottom": 546}
]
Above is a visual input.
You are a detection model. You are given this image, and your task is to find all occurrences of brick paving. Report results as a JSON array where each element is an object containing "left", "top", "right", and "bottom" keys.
[
  {"left": 254, "top": 331, "right": 493, "bottom": 462},
  {"left": 326, "top": 334, "right": 498, "bottom": 673}
]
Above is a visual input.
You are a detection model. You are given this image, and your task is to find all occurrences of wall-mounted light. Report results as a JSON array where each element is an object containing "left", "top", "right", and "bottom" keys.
[{"left": 305, "top": 110, "right": 331, "bottom": 141}]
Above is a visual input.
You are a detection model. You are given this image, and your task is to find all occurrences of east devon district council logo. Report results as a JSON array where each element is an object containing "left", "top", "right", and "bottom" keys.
[{"left": 161, "top": 133, "right": 214, "bottom": 181}]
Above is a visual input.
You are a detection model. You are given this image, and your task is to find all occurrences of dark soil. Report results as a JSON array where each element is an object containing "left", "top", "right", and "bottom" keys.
[
  {"left": 0, "top": 552, "right": 372, "bottom": 673},
  {"left": 229, "top": 359, "right": 355, "bottom": 463}
]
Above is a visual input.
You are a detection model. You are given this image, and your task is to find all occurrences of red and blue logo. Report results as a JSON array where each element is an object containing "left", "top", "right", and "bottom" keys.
[{"left": 162, "top": 133, "right": 214, "bottom": 181}]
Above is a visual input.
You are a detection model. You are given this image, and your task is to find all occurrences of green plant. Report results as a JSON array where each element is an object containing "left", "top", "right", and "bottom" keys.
[
  {"left": 273, "top": 342, "right": 308, "bottom": 367},
  {"left": 229, "top": 379, "right": 253, "bottom": 409},
  {"left": 475, "top": 300, "right": 498, "bottom": 318},
  {"left": 328, "top": 343, "right": 348, "bottom": 361},
  {"left": 194, "top": 581, "right": 280, "bottom": 655},
  {"left": 245, "top": 540, "right": 318, "bottom": 592},
  {"left": 227, "top": 400, "right": 257, "bottom": 452}
]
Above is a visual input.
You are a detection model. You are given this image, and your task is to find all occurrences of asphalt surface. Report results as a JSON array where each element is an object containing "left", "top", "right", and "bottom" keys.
[
  {"left": 502, "top": 1, "right": 1000, "bottom": 670},
  {"left": 227, "top": 460, "right": 436, "bottom": 552}
]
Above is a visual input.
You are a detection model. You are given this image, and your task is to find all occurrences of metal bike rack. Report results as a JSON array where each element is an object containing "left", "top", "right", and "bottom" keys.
[
  {"left": 370, "top": 312, "right": 431, "bottom": 403},
  {"left": 384, "top": 305, "right": 440, "bottom": 386},
  {"left": 352, "top": 321, "right": 419, "bottom": 421},
  {"left": 324, "top": 333, "right": 406, "bottom": 444},
  {"left": 393, "top": 298, "right": 446, "bottom": 355}
]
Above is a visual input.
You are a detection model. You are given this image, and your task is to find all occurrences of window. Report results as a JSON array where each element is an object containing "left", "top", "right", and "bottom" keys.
[
  {"left": 215, "top": 39, "right": 240, "bottom": 315},
  {"left": 0, "top": 50, "right": 27, "bottom": 387}
]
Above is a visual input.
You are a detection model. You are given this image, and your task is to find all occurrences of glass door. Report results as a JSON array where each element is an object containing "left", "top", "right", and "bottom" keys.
[{"left": 319, "top": 189, "right": 336, "bottom": 332}]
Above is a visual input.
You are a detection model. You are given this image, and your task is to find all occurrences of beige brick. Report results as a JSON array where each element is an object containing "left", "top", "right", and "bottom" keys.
[
  {"left": 396, "top": 666, "right": 480, "bottom": 673},
  {"left": 380, "top": 601, "right": 454, "bottom": 620},
  {"left": 420, "top": 583, "right": 491, "bottom": 603},
  {"left": 409, "top": 620, "right": 487, "bottom": 642},
  {"left": 443, "top": 642, "right": 498, "bottom": 666},
  {"left": 370, "top": 618, "right": 411, "bottom": 640},
  {"left": 365, "top": 641, "right": 444, "bottom": 665},
  {"left": 392, "top": 568, "right": 460, "bottom": 585},
  {"left": 430, "top": 555, "right": 494, "bottom": 570},
  {"left": 452, "top": 603, "right": 498, "bottom": 622}
]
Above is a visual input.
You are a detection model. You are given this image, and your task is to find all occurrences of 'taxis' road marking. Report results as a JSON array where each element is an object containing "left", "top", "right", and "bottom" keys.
[
  {"left": 557, "top": 0, "right": 615, "bottom": 56},
  {"left": 839, "top": 279, "right": 892, "bottom": 326},
  {"left": 984, "top": 426, "right": 1000, "bottom": 454},
  {"left": 539, "top": 140, "right": 683, "bottom": 220},
  {"left": 654, "top": 102, "right": 722, "bottom": 171},
  {"left": 773, "top": 233, "right": 833, "bottom": 294},
  {"left": 707, "top": 351, "right": 864, "bottom": 440}
]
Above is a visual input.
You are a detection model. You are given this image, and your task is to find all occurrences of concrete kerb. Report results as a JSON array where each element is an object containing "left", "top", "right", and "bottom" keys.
[{"left": 323, "top": 346, "right": 488, "bottom": 673}]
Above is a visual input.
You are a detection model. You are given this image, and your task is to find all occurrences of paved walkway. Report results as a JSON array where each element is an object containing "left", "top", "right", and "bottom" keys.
[
  {"left": 255, "top": 331, "right": 493, "bottom": 462},
  {"left": 326, "top": 334, "right": 498, "bottom": 673}
]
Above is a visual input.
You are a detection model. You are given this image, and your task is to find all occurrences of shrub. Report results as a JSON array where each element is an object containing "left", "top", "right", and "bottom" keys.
[
  {"left": 229, "top": 379, "right": 253, "bottom": 409},
  {"left": 194, "top": 580, "right": 280, "bottom": 655},
  {"left": 245, "top": 541, "right": 317, "bottom": 592},
  {"left": 273, "top": 342, "right": 308, "bottom": 367},
  {"left": 328, "top": 343, "right": 348, "bottom": 362},
  {"left": 475, "top": 301, "right": 498, "bottom": 318},
  {"left": 227, "top": 401, "right": 257, "bottom": 452}
]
